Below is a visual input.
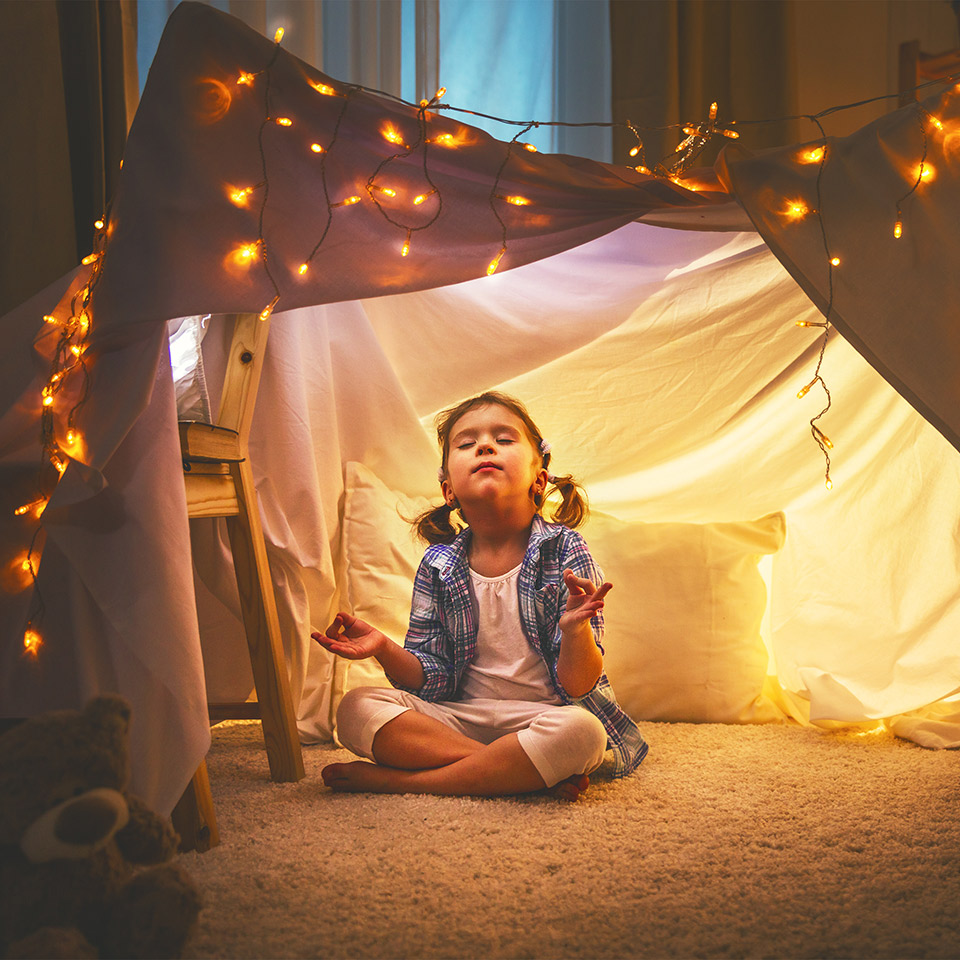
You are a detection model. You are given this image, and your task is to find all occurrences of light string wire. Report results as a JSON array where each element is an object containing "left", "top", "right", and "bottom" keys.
[{"left": 14, "top": 38, "right": 958, "bottom": 658}]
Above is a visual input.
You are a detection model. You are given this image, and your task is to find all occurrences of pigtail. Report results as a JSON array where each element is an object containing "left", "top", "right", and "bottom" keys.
[
  {"left": 543, "top": 473, "right": 589, "bottom": 529},
  {"left": 413, "top": 502, "right": 464, "bottom": 545}
]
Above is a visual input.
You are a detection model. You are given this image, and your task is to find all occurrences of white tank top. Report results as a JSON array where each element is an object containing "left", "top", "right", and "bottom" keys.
[{"left": 460, "top": 563, "right": 562, "bottom": 703}]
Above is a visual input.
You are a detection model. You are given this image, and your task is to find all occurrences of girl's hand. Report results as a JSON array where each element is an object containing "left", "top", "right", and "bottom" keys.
[
  {"left": 311, "top": 613, "right": 385, "bottom": 660},
  {"left": 558, "top": 568, "right": 612, "bottom": 634}
]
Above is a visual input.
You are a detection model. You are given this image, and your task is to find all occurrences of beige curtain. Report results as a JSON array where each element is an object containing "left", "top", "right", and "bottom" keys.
[
  {"left": 610, "top": 0, "right": 799, "bottom": 168},
  {"left": 0, "top": 0, "right": 137, "bottom": 318}
]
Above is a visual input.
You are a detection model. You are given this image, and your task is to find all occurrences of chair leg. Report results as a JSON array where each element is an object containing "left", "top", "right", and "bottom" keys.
[
  {"left": 225, "top": 458, "right": 305, "bottom": 783},
  {"left": 172, "top": 760, "right": 220, "bottom": 852}
]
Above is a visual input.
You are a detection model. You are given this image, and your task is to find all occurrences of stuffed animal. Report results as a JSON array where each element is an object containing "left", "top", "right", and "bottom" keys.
[{"left": 0, "top": 694, "right": 202, "bottom": 959}]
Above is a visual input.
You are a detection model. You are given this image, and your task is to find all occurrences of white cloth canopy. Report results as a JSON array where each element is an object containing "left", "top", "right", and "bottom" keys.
[{"left": 3, "top": 2, "right": 960, "bottom": 814}]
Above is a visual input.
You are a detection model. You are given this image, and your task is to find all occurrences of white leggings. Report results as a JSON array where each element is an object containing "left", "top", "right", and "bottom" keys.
[{"left": 336, "top": 686, "right": 608, "bottom": 788}]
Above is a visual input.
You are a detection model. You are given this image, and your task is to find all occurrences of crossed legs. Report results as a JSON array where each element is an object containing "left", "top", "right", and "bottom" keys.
[{"left": 323, "top": 688, "right": 604, "bottom": 800}]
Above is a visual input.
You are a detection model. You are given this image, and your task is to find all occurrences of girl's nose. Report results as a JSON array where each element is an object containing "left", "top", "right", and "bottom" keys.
[{"left": 476, "top": 442, "right": 494, "bottom": 455}]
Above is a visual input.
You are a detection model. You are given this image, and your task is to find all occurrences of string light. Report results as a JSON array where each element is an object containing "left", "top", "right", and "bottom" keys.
[
  {"left": 23, "top": 629, "right": 42, "bottom": 657},
  {"left": 237, "top": 71, "right": 256, "bottom": 86},
  {"left": 401, "top": 229, "right": 411, "bottom": 257},
  {"left": 487, "top": 246, "right": 506, "bottom": 276},
  {"left": 521, "top": 143, "right": 537, "bottom": 153},
  {"left": 830, "top": 256, "right": 841, "bottom": 266},
  {"left": 413, "top": 190, "right": 437, "bottom": 205},
  {"left": 311, "top": 82, "right": 338, "bottom": 97},
  {"left": 298, "top": 263, "right": 309, "bottom": 275},
  {"left": 798, "top": 145, "right": 825, "bottom": 164},
  {"left": 259, "top": 295, "right": 280, "bottom": 321},
  {"left": 894, "top": 216, "right": 903, "bottom": 239},
  {"left": 331, "top": 195, "right": 361, "bottom": 208},
  {"left": 495, "top": 194, "right": 532, "bottom": 206},
  {"left": 273, "top": 27, "right": 284, "bottom": 43},
  {"left": 797, "top": 379, "right": 818, "bottom": 400},
  {"left": 81, "top": 253, "right": 99, "bottom": 266},
  {"left": 275, "top": 117, "right": 293, "bottom": 127},
  {"left": 310, "top": 143, "right": 324, "bottom": 153},
  {"left": 370, "top": 185, "right": 397, "bottom": 198},
  {"left": 796, "top": 320, "right": 828, "bottom": 328}
]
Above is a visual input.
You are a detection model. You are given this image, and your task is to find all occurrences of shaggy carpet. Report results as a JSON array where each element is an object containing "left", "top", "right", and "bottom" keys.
[{"left": 181, "top": 720, "right": 959, "bottom": 959}]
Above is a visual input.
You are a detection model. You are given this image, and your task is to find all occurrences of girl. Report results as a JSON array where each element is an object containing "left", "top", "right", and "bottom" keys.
[{"left": 313, "top": 392, "right": 647, "bottom": 800}]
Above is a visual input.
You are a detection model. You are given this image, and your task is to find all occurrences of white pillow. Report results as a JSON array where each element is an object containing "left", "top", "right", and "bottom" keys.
[
  {"left": 339, "top": 462, "right": 786, "bottom": 724},
  {"left": 582, "top": 511, "right": 786, "bottom": 723},
  {"left": 339, "top": 462, "right": 429, "bottom": 692}
]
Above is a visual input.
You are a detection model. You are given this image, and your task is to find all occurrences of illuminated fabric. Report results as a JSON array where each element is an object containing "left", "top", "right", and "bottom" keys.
[{"left": 3, "top": 2, "right": 960, "bottom": 811}]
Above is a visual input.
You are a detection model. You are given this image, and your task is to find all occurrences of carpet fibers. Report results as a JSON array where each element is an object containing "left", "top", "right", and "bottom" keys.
[{"left": 181, "top": 720, "right": 960, "bottom": 959}]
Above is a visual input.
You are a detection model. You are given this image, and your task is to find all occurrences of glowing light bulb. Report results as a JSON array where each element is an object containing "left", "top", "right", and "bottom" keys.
[
  {"left": 333, "top": 196, "right": 361, "bottom": 208},
  {"left": 401, "top": 230, "right": 412, "bottom": 258},
  {"left": 43, "top": 314, "right": 58, "bottom": 324},
  {"left": 66, "top": 429, "right": 76, "bottom": 444},
  {"left": 413, "top": 190, "right": 436, "bottom": 205},
  {"left": 14, "top": 504, "right": 30, "bottom": 516},
  {"left": 382, "top": 126, "right": 405, "bottom": 146},
  {"left": 487, "top": 247, "right": 506, "bottom": 276},
  {"left": 799, "top": 146, "right": 825, "bottom": 164},
  {"left": 298, "top": 263, "right": 309, "bottom": 276},
  {"left": 819, "top": 433, "right": 833, "bottom": 450},
  {"left": 274, "top": 26, "right": 284, "bottom": 42},
  {"left": 629, "top": 146, "right": 641, "bottom": 157},
  {"left": 312, "top": 82, "right": 337, "bottom": 96},
  {"left": 70, "top": 345, "right": 84, "bottom": 358},
  {"left": 310, "top": 143, "right": 324, "bottom": 153},
  {"left": 78, "top": 313, "right": 89, "bottom": 333},
  {"left": 783, "top": 200, "right": 808, "bottom": 220},
  {"left": 521, "top": 143, "right": 537, "bottom": 153},
  {"left": 497, "top": 195, "right": 531, "bottom": 206},
  {"left": 94, "top": 219, "right": 104, "bottom": 230},
  {"left": 918, "top": 164, "right": 934, "bottom": 181},
  {"left": 894, "top": 219, "right": 903, "bottom": 239},
  {"left": 238, "top": 71, "right": 255, "bottom": 86},
  {"left": 372, "top": 185, "right": 397, "bottom": 198},
  {"left": 42, "top": 390, "right": 54, "bottom": 408},
  {"left": 275, "top": 117, "right": 293, "bottom": 127},
  {"left": 230, "top": 187, "right": 253, "bottom": 206},
  {"left": 930, "top": 116, "right": 944, "bottom": 131},
  {"left": 635, "top": 165, "right": 651, "bottom": 175},
  {"left": 431, "top": 134, "right": 455, "bottom": 146},
  {"left": 81, "top": 253, "right": 99, "bottom": 266},
  {"left": 259, "top": 295, "right": 280, "bottom": 321},
  {"left": 21, "top": 558, "right": 33, "bottom": 573},
  {"left": 830, "top": 257, "right": 841, "bottom": 267},
  {"left": 239, "top": 243, "right": 259, "bottom": 261},
  {"left": 797, "top": 380, "right": 817, "bottom": 399},
  {"left": 434, "top": 87, "right": 446, "bottom": 100},
  {"left": 23, "top": 629, "right": 42, "bottom": 657},
  {"left": 825, "top": 477, "right": 833, "bottom": 490},
  {"left": 13, "top": 499, "right": 48, "bottom": 518}
]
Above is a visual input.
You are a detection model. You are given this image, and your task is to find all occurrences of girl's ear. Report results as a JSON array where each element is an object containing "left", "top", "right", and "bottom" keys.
[{"left": 440, "top": 479, "right": 457, "bottom": 507}]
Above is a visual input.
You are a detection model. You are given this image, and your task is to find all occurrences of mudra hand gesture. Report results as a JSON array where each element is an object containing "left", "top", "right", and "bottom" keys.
[
  {"left": 312, "top": 613, "right": 384, "bottom": 660},
  {"left": 558, "top": 568, "right": 612, "bottom": 634}
]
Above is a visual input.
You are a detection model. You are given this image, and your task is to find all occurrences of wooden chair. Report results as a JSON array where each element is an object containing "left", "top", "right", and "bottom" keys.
[
  {"left": 898, "top": 19, "right": 960, "bottom": 107},
  {"left": 171, "top": 313, "right": 304, "bottom": 851}
]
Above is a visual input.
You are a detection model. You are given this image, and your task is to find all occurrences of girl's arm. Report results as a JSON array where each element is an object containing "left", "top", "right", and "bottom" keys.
[
  {"left": 312, "top": 613, "right": 425, "bottom": 690},
  {"left": 555, "top": 569, "right": 609, "bottom": 698}
]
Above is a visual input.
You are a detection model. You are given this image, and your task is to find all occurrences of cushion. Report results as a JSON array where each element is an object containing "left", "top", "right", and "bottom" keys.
[
  {"left": 581, "top": 511, "right": 786, "bottom": 723},
  {"left": 339, "top": 462, "right": 429, "bottom": 691},
  {"left": 339, "top": 461, "right": 786, "bottom": 723}
]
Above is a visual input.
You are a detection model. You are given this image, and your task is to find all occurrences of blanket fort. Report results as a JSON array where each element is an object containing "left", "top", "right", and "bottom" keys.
[{"left": 2, "top": 2, "right": 959, "bottom": 812}]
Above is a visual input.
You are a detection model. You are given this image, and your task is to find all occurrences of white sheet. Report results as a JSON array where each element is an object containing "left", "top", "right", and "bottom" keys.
[{"left": 194, "top": 222, "right": 960, "bottom": 745}]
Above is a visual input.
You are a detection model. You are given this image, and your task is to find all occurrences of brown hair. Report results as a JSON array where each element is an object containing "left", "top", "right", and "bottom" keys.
[{"left": 413, "top": 391, "right": 589, "bottom": 544}]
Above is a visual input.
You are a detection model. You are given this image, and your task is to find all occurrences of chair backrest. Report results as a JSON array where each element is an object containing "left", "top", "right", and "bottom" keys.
[{"left": 215, "top": 313, "right": 270, "bottom": 448}]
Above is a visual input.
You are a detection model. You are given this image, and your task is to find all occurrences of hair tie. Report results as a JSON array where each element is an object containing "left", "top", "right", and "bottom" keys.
[
  {"left": 547, "top": 473, "right": 557, "bottom": 483},
  {"left": 437, "top": 468, "right": 445, "bottom": 483},
  {"left": 540, "top": 440, "right": 551, "bottom": 455}
]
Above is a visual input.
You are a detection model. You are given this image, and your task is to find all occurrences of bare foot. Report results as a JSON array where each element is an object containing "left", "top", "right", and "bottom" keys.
[
  {"left": 548, "top": 774, "right": 590, "bottom": 802},
  {"left": 321, "top": 761, "right": 393, "bottom": 792}
]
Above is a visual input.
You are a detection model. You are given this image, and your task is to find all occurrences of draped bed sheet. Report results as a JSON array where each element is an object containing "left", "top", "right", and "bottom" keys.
[{"left": 2, "top": 2, "right": 959, "bottom": 812}]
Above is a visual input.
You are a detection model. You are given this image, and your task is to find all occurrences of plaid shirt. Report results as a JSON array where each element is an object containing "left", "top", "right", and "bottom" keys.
[{"left": 399, "top": 514, "right": 648, "bottom": 778}]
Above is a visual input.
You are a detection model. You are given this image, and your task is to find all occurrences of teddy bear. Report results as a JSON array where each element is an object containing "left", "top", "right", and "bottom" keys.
[{"left": 0, "top": 694, "right": 202, "bottom": 959}]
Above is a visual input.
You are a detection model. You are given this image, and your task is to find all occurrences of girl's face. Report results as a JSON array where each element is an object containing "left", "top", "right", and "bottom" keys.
[{"left": 441, "top": 404, "right": 547, "bottom": 516}]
